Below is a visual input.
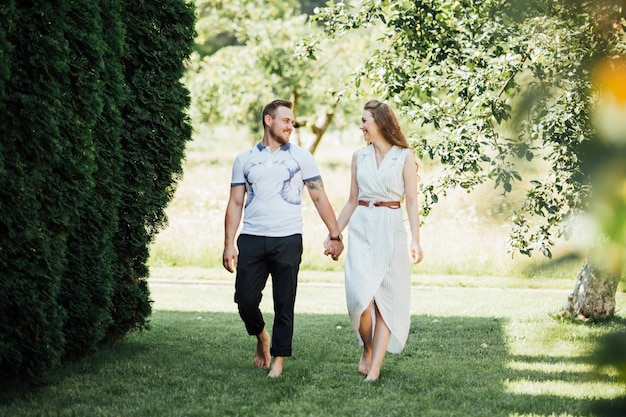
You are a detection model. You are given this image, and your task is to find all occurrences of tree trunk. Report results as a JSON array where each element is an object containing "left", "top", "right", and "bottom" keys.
[
  {"left": 307, "top": 110, "right": 335, "bottom": 155},
  {"left": 563, "top": 259, "right": 620, "bottom": 319}
]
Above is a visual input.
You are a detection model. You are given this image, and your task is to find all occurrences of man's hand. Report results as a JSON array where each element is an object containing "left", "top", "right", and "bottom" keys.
[
  {"left": 223, "top": 245, "right": 238, "bottom": 273},
  {"left": 324, "top": 237, "right": 344, "bottom": 261}
]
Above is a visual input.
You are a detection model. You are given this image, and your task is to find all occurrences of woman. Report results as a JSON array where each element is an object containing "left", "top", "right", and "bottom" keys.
[{"left": 329, "top": 100, "right": 423, "bottom": 381}]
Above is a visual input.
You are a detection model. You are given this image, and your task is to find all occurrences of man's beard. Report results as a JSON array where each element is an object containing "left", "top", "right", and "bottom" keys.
[{"left": 269, "top": 128, "right": 289, "bottom": 145}]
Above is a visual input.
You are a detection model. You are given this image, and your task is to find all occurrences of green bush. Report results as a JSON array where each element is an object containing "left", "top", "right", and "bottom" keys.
[
  {"left": 0, "top": 0, "right": 75, "bottom": 380},
  {"left": 59, "top": 0, "right": 123, "bottom": 359},
  {"left": 0, "top": 0, "right": 195, "bottom": 380},
  {"left": 106, "top": 0, "right": 195, "bottom": 342}
]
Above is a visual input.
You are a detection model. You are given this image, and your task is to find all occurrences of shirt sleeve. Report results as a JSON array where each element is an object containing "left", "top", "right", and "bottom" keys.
[
  {"left": 230, "top": 154, "right": 245, "bottom": 187},
  {"left": 298, "top": 147, "right": 321, "bottom": 183}
]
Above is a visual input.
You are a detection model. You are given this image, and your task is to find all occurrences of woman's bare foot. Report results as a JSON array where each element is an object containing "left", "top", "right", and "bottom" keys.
[
  {"left": 254, "top": 330, "right": 271, "bottom": 369},
  {"left": 268, "top": 356, "right": 284, "bottom": 378},
  {"left": 364, "top": 369, "right": 380, "bottom": 382},
  {"left": 358, "top": 348, "right": 372, "bottom": 376}
]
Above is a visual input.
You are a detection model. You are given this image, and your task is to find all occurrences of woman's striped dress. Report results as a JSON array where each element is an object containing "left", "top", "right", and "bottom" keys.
[{"left": 345, "top": 144, "right": 411, "bottom": 353}]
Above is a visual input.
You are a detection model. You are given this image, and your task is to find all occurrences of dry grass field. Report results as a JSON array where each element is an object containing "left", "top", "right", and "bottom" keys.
[{"left": 148, "top": 124, "right": 587, "bottom": 281}]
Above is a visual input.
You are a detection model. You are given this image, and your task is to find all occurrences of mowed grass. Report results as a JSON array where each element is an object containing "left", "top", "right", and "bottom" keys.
[{"left": 2, "top": 280, "right": 625, "bottom": 417}]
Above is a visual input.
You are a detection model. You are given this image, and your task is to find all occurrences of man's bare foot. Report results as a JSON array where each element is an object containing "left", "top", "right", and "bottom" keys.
[
  {"left": 268, "top": 356, "right": 284, "bottom": 378},
  {"left": 254, "top": 330, "right": 271, "bottom": 369},
  {"left": 358, "top": 349, "right": 371, "bottom": 376}
]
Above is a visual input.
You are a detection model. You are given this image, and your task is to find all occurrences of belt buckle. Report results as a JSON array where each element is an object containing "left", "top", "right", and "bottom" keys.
[{"left": 368, "top": 201, "right": 375, "bottom": 208}]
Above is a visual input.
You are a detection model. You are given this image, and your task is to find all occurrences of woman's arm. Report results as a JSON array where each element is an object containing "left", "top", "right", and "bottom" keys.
[
  {"left": 336, "top": 150, "right": 360, "bottom": 233},
  {"left": 403, "top": 150, "right": 423, "bottom": 264}
]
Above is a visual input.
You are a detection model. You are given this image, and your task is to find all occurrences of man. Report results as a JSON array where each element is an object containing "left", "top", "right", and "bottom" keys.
[{"left": 222, "top": 99, "right": 344, "bottom": 378}]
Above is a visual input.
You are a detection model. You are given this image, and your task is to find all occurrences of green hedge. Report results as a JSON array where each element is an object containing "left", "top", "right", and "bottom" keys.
[
  {"left": 0, "top": 0, "right": 195, "bottom": 380},
  {"left": 106, "top": 0, "right": 195, "bottom": 343},
  {"left": 59, "top": 0, "right": 123, "bottom": 359}
]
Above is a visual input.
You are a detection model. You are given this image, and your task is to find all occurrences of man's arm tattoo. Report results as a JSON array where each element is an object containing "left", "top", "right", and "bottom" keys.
[{"left": 306, "top": 178, "right": 324, "bottom": 191}]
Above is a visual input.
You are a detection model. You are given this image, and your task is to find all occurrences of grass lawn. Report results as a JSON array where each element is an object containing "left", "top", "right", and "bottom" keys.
[{"left": 2, "top": 274, "right": 625, "bottom": 417}]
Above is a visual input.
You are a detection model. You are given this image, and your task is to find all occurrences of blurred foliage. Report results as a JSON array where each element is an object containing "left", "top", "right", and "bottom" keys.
[
  {"left": 186, "top": 0, "right": 373, "bottom": 142},
  {"left": 587, "top": 50, "right": 626, "bottom": 417},
  {"left": 586, "top": 57, "right": 626, "bottom": 265}
]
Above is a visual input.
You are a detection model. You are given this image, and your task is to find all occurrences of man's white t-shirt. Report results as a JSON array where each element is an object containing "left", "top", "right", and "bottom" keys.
[{"left": 231, "top": 142, "right": 321, "bottom": 237}]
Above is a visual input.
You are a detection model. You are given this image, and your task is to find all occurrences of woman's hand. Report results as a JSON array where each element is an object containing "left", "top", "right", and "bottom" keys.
[
  {"left": 324, "top": 236, "right": 344, "bottom": 261},
  {"left": 410, "top": 241, "right": 423, "bottom": 264}
]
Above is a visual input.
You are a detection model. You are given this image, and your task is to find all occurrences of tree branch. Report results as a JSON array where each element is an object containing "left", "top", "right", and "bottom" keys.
[{"left": 496, "top": 45, "right": 534, "bottom": 99}]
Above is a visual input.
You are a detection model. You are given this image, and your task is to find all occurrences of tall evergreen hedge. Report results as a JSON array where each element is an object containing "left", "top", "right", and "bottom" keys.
[
  {"left": 0, "top": 0, "right": 195, "bottom": 380},
  {"left": 59, "top": 0, "right": 123, "bottom": 359},
  {"left": 107, "top": 0, "right": 196, "bottom": 342},
  {"left": 1, "top": 0, "right": 76, "bottom": 379}
]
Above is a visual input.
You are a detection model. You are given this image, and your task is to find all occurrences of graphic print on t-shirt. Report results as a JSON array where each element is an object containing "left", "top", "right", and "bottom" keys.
[{"left": 243, "top": 155, "right": 302, "bottom": 207}]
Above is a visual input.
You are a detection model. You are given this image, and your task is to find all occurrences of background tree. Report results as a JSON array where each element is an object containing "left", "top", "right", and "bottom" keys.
[
  {"left": 187, "top": 0, "right": 371, "bottom": 151},
  {"left": 311, "top": 0, "right": 626, "bottom": 318}
]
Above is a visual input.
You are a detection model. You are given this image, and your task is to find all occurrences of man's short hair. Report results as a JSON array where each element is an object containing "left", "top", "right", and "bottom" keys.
[{"left": 262, "top": 99, "right": 293, "bottom": 128}]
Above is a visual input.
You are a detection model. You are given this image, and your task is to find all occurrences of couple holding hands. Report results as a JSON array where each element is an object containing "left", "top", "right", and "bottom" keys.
[{"left": 222, "top": 99, "right": 423, "bottom": 380}]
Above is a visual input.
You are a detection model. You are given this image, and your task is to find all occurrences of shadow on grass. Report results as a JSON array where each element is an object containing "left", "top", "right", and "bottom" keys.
[
  {"left": 0, "top": 311, "right": 622, "bottom": 417},
  {"left": 519, "top": 250, "right": 584, "bottom": 279}
]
